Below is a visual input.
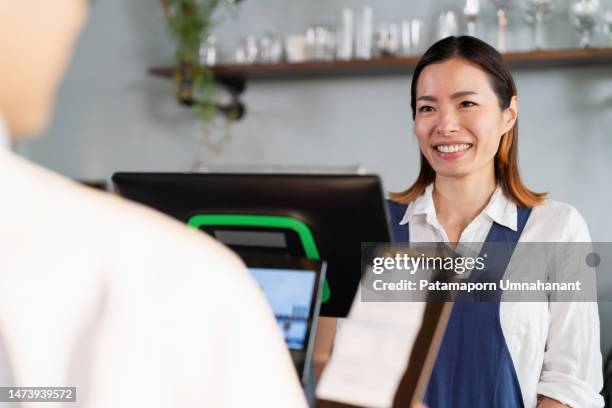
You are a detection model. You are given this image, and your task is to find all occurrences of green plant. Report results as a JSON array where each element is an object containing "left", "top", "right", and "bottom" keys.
[{"left": 161, "top": 0, "right": 222, "bottom": 122}]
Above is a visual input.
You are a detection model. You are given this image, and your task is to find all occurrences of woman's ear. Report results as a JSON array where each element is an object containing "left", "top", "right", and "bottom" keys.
[{"left": 502, "top": 95, "right": 518, "bottom": 133}]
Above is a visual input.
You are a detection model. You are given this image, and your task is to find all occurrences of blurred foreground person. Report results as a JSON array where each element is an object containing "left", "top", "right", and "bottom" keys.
[{"left": 0, "top": 0, "right": 306, "bottom": 407}]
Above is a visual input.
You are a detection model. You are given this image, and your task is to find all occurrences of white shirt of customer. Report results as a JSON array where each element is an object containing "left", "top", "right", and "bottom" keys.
[{"left": 0, "top": 117, "right": 307, "bottom": 408}]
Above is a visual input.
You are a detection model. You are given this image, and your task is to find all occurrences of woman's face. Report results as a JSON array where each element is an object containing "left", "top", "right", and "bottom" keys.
[{"left": 414, "top": 57, "right": 517, "bottom": 179}]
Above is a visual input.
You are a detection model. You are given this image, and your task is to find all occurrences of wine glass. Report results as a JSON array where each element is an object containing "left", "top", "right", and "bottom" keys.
[
  {"left": 521, "top": 0, "right": 554, "bottom": 50},
  {"left": 570, "top": 0, "right": 600, "bottom": 48}
]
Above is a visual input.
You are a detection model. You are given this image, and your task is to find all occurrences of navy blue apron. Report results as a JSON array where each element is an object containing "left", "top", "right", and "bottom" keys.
[{"left": 387, "top": 200, "right": 531, "bottom": 408}]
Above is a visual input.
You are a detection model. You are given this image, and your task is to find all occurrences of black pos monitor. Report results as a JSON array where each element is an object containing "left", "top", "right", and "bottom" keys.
[{"left": 112, "top": 173, "right": 391, "bottom": 317}]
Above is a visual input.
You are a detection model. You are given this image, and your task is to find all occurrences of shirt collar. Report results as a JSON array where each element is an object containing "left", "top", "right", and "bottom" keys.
[
  {"left": 0, "top": 115, "right": 11, "bottom": 150},
  {"left": 482, "top": 185, "right": 517, "bottom": 231},
  {"left": 399, "top": 183, "right": 518, "bottom": 231},
  {"left": 400, "top": 183, "right": 435, "bottom": 225}
]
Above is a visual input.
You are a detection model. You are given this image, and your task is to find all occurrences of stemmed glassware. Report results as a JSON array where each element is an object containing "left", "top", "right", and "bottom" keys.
[
  {"left": 569, "top": 0, "right": 600, "bottom": 48},
  {"left": 521, "top": 0, "right": 554, "bottom": 50}
]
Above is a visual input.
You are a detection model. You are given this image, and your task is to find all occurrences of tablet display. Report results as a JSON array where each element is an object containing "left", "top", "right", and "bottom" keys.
[
  {"left": 244, "top": 257, "right": 325, "bottom": 385},
  {"left": 249, "top": 268, "right": 316, "bottom": 350}
]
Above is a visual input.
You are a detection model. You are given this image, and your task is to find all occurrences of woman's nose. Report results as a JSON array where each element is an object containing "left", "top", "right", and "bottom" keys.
[{"left": 434, "top": 109, "right": 460, "bottom": 136}]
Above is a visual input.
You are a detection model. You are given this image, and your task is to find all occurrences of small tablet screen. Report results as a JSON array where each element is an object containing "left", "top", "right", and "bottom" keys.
[{"left": 249, "top": 267, "right": 317, "bottom": 350}]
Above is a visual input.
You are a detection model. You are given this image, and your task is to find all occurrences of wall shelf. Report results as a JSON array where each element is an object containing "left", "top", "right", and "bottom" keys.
[{"left": 149, "top": 47, "right": 612, "bottom": 81}]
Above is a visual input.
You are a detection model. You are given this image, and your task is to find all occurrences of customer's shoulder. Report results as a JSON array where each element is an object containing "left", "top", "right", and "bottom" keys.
[
  {"left": 86, "top": 187, "right": 244, "bottom": 275},
  {"left": 526, "top": 198, "right": 590, "bottom": 242},
  {"left": 2, "top": 152, "right": 244, "bottom": 274}
]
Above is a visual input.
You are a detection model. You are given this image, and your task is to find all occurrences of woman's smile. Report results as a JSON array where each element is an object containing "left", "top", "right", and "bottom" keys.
[{"left": 432, "top": 142, "right": 474, "bottom": 160}]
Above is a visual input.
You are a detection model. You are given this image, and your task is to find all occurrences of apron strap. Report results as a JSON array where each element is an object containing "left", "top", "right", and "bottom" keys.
[{"left": 386, "top": 200, "right": 409, "bottom": 243}]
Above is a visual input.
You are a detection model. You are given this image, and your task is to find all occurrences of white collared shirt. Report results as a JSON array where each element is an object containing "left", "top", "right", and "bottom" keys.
[
  {"left": 399, "top": 184, "right": 604, "bottom": 408},
  {"left": 0, "top": 122, "right": 307, "bottom": 407}
]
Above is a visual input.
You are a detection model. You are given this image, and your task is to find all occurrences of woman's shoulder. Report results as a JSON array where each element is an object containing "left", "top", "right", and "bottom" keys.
[{"left": 524, "top": 198, "right": 591, "bottom": 242}]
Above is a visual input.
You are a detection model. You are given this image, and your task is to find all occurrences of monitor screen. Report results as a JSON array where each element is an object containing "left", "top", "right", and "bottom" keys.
[
  {"left": 249, "top": 267, "right": 317, "bottom": 350},
  {"left": 112, "top": 172, "right": 391, "bottom": 317}
]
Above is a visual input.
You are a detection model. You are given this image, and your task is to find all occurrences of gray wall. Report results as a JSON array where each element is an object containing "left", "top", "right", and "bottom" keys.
[{"left": 17, "top": 0, "right": 612, "bottom": 350}]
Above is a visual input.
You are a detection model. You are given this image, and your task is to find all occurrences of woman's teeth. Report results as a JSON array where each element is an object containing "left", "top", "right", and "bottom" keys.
[{"left": 435, "top": 143, "right": 472, "bottom": 153}]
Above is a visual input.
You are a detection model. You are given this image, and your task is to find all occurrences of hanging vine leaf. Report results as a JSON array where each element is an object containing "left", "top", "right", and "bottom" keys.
[{"left": 161, "top": 0, "right": 222, "bottom": 120}]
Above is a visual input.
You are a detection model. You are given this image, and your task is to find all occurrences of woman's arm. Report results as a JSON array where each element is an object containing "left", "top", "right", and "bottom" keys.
[
  {"left": 538, "top": 396, "right": 567, "bottom": 407},
  {"left": 536, "top": 207, "right": 604, "bottom": 407}
]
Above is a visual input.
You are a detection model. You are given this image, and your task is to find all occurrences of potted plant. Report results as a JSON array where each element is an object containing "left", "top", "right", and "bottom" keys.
[{"left": 161, "top": 0, "right": 243, "bottom": 122}]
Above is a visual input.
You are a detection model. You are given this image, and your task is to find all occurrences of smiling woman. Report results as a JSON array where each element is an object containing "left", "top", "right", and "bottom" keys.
[
  {"left": 391, "top": 36, "right": 546, "bottom": 208},
  {"left": 387, "top": 36, "right": 603, "bottom": 408}
]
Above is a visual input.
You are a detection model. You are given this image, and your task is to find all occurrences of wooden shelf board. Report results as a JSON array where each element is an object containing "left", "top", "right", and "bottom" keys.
[{"left": 149, "top": 48, "right": 612, "bottom": 81}]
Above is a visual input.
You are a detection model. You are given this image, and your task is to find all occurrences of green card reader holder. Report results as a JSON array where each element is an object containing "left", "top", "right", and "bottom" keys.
[{"left": 187, "top": 214, "right": 331, "bottom": 304}]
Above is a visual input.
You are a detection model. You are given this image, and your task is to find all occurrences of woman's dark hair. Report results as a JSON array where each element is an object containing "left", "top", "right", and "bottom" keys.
[{"left": 391, "top": 36, "right": 546, "bottom": 207}]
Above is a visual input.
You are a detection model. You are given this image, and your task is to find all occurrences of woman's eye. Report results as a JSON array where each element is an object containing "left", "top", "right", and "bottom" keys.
[
  {"left": 460, "top": 100, "right": 477, "bottom": 108},
  {"left": 419, "top": 106, "right": 434, "bottom": 113}
]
